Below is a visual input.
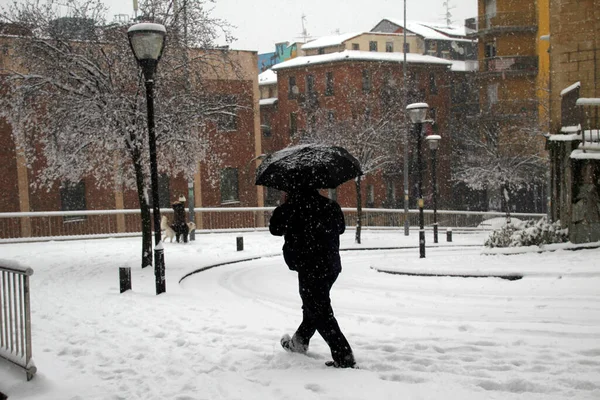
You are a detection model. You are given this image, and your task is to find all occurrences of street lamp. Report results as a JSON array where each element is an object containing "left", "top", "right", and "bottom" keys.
[
  {"left": 128, "top": 22, "right": 167, "bottom": 295},
  {"left": 426, "top": 134, "right": 441, "bottom": 244},
  {"left": 406, "top": 102, "right": 429, "bottom": 258}
]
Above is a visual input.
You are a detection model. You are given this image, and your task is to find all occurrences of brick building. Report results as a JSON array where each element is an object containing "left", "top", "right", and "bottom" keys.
[
  {"left": 267, "top": 50, "right": 453, "bottom": 210},
  {"left": 0, "top": 33, "right": 262, "bottom": 237}
]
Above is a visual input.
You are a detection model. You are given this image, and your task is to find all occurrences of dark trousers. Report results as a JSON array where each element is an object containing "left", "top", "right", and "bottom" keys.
[{"left": 294, "top": 271, "right": 354, "bottom": 365}]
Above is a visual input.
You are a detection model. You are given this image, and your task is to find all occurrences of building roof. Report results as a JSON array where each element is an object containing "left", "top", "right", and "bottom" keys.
[
  {"left": 258, "top": 69, "right": 277, "bottom": 85},
  {"left": 271, "top": 50, "right": 452, "bottom": 71},
  {"left": 301, "top": 31, "right": 407, "bottom": 50},
  {"left": 373, "top": 19, "right": 474, "bottom": 42},
  {"left": 301, "top": 32, "right": 362, "bottom": 50}
]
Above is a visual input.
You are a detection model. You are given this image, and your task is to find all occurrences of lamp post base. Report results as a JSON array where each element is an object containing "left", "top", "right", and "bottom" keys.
[
  {"left": 419, "top": 230, "right": 426, "bottom": 258},
  {"left": 154, "top": 247, "right": 166, "bottom": 295},
  {"left": 433, "top": 223, "right": 438, "bottom": 244}
]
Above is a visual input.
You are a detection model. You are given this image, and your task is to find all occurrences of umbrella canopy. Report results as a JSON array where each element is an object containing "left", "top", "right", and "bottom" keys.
[{"left": 255, "top": 144, "right": 362, "bottom": 192}]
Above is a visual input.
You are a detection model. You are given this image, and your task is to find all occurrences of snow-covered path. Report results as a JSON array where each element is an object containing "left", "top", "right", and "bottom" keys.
[{"left": 1, "top": 230, "right": 599, "bottom": 399}]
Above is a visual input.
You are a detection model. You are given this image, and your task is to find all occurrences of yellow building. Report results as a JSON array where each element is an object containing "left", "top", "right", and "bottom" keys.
[
  {"left": 468, "top": 0, "right": 550, "bottom": 212},
  {"left": 471, "top": 0, "right": 549, "bottom": 128}
]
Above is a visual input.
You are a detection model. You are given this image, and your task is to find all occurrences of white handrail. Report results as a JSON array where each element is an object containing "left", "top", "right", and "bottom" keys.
[{"left": 0, "top": 260, "right": 36, "bottom": 381}]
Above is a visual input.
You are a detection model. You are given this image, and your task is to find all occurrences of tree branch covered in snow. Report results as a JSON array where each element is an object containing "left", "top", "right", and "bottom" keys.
[
  {"left": 452, "top": 119, "right": 548, "bottom": 200},
  {"left": 0, "top": 0, "right": 241, "bottom": 192}
]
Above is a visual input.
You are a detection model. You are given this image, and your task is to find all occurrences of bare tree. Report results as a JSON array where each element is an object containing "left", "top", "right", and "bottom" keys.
[
  {"left": 300, "top": 102, "right": 402, "bottom": 243},
  {"left": 453, "top": 119, "right": 547, "bottom": 222},
  {"left": 0, "top": 0, "right": 241, "bottom": 267}
]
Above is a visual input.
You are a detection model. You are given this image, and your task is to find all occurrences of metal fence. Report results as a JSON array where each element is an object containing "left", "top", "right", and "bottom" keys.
[
  {"left": 0, "top": 207, "right": 546, "bottom": 242},
  {"left": 0, "top": 261, "right": 36, "bottom": 381}
]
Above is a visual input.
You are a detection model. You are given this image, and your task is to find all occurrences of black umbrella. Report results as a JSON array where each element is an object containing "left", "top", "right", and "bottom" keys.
[{"left": 255, "top": 144, "right": 362, "bottom": 192}]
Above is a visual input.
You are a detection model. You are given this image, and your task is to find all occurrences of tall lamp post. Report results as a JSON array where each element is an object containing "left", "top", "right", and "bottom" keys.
[
  {"left": 406, "top": 103, "right": 429, "bottom": 258},
  {"left": 426, "top": 134, "right": 441, "bottom": 244},
  {"left": 128, "top": 23, "right": 167, "bottom": 295}
]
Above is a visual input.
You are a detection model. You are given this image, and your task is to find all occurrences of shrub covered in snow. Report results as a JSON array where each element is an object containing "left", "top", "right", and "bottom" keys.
[{"left": 484, "top": 217, "right": 568, "bottom": 248}]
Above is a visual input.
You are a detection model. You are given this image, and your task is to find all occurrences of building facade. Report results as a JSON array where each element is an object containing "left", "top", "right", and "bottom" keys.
[
  {"left": 0, "top": 32, "right": 262, "bottom": 238},
  {"left": 546, "top": 0, "right": 600, "bottom": 243},
  {"left": 465, "top": 0, "right": 550, "bottom": 213},
  {"left": 268, "top": 51, "right": 453, "bottom": 211}
]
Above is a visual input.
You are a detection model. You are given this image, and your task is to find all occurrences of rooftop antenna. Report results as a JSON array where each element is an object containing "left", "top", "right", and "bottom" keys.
[
  {"left": 299, "top": 14, "right": 310, "bottom": 43},
  {"left": 442, "top": 1, "right": 455, "bottom": 26}
]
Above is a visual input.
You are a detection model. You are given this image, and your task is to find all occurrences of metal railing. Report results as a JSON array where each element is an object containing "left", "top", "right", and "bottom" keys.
[
  {"left": 0, "top": 207, "right": 546, "bottom": 242},
  {"left": 0, "top": 260, "right": 36, "bottom": 380},
  {"left": 482, "top": 56, "right": 538, "bottom": 74}
]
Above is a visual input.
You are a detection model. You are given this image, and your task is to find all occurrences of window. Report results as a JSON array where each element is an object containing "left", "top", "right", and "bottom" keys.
[
  {"left": 328, "top": 188, "right": 337, "bottom": 201},
  {"left": 362, "top": 69, "right": 372, "bottom": 92},
  {"left": 306, "top": 74, "right": 315, "bottom": 94},
  {"left": 366, "top": 185, "right": 375, "bottom": 207},
  {"left": 288, "top": 76, "right": 297, "bottom": 99},
  {"left": 485, "top": 0, "right": 497, "bottom": 17},
  {"left": 488, "top": 83, "right": 498, "bottom": 105},
  {"left": 60, "top": 181, "right": 86, "bottom": 222},
  {"left": 220, "top": 168, "right": 239, "bottom": 203},
  {"left": 147, "top": 174, "right": 171, "bottom": 208},
  {"left": 318, "top": 48, "right": 325, "bottom": 55},
  {"left": 385, "top": 179, "right": 396, "bottom": 207},
  {"left": 265, "top": 187, "right": 282, "bottom": 206},
  {"left": 369, "top": 41, "right": 378, "bottom": 52},
  {"left": 217, "top": 110, "right": 237, "bottom": 132},
  {"left": 289, "top": 112, "right": 297, "bottom": 135},
  {"left": 403, "top": 42, "right": 410, "bottom": 53},
  {"left": 429, "top": 72, "right": 438, "bottom": 94},
  {"left": 484, "top": 41, "right": 497, "bottom": 58},
  {"left": 308, "top": 114, "right": 317, "bottom": 132},
  {"left": 385, "top": 41, "right": 394, "bottom": 52},
  {"left": 325, "top": 71, "right": 334, "bottom": 96},
  {"left": 327, "top": 111, "right": 335, "bottom": 123},
  {"left": 352, "top": 43, "right": 359, "bottom": 50},
  {"left": 216, "top": 95, "right": 238, "bottom": 132}
]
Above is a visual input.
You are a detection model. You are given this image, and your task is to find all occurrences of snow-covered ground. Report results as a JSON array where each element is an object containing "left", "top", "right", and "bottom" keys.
[{"left": 1, "top": 229, "right": 599, "bottom": 399}]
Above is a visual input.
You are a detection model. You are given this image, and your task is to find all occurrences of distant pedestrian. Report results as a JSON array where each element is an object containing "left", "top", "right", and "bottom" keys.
[
  {"left": 171, "top": 197, "right": 189, "bottom": 243},
  {"left": 269, "top": 188, "right": 356, "bottom": 368}
]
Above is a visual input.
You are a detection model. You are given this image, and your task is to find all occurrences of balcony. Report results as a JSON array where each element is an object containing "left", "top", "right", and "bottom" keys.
[
  {"left": 481, "top": 56, "right": 538, "bottom": 76},
  {"left": 466, "top": 11, "right": 537, "bottom": 37}
]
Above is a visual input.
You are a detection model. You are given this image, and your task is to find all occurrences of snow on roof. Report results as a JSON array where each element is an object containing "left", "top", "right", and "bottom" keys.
[
  {"left": 258, "top": 69, "right": 277, "bottom": 86},
  {"left": 560, "top": 81, "right": 581, "bottom": 97},
  {"left": 271, "top": 50, "right": 452, "bottom": 71},
  {"left": 449, "top": 60, "right": 477, "bottom": 72},
  {"left": 419, "top": 22, "right": 471, "bottom": 38},
  {"left": 301, "top": 32, "right": 362, "bottom": 50},
  {"left": 377, "top": 19, "right": 472, "bottom": 42}
]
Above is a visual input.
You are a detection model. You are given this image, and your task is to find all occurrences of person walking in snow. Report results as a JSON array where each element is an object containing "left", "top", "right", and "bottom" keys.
[{"left": 269, "top": 188, "right": 356, "bottom": 368}]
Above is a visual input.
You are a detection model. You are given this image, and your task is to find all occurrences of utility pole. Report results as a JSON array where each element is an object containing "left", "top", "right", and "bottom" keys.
[{"left": 403, "top": 0, "right": 410, "bottom": 236}]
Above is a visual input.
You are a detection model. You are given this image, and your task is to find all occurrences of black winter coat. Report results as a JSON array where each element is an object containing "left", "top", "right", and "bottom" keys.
[{"left": 269, "top": 190, "right": 345, "bottom": 276}]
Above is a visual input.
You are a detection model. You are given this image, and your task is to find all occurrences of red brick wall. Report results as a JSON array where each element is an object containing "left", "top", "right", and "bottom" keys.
[{"left": 270, "top": 59, "right": 452, "bottom": 209}]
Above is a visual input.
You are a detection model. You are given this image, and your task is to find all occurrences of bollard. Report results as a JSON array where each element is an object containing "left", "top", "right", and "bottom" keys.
[
  {"left": 119, "top": 267, "right": 132, "bottom": 293},
  {"left": 236, "top": 236, "right": 244, "bottom": 251},
  {"left": 446, "top": 228, "right": 453, "bottom": 242}
]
